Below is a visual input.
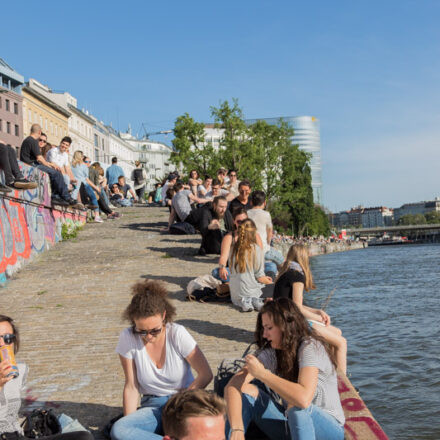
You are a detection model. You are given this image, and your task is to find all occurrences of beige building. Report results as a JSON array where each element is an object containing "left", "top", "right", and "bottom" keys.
[{"left": 22, "top": 79, "right": 70, "bottom": 146}]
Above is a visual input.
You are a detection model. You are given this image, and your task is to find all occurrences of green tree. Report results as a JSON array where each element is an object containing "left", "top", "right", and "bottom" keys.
[
  {"left": 170, "top": 113, "right": 220, "bottom": 175},
  {"left": 425, "top": 211, "right": 440, "bottom": 224}
]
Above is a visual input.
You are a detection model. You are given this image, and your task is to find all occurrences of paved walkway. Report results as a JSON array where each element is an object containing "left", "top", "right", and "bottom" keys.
[{"left": 4, "top": 206, "right": 256, "bottom": 437}]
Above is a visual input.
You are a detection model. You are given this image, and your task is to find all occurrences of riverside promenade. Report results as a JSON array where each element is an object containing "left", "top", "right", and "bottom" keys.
[{"left": 3, "top": 206, "right": 386, "bottom": 439}]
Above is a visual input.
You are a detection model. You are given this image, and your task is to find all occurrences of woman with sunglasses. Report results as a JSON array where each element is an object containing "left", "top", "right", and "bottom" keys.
[
  {"left": 0, "top": 315, "right": 93, "bottom": 439},
  {"left": 225, "top": 298, "right": 345, "bottom": 440},
  {"left": 111, "top": 280, "right": 213, "bottom": 440}
]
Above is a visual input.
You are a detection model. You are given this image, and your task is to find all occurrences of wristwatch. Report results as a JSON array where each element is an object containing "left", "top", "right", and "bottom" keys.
[{"left": 219, "top": 264, "right": 226, "bottom": 269}]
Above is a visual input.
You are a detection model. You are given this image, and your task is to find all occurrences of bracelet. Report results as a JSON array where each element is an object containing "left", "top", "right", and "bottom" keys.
[
  {"left": 231, "top": 428, "right": 244, "bottom": 433},
  {"left": 219, "top": 264, "right": 226, "bottom": 269}
]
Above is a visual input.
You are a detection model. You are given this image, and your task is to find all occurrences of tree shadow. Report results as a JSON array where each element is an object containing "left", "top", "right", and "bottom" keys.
[
  {"left": 176, "top": 318, "right": 254, "bottom": 344},
  {"left": 119, "top": 221, "right": 166, "bottom": 233},
  {"left": 21, "top": 400, "right": 121, "bottom": 439},
  {"left": 160, "top": 237, "right": 201, "bottom": 244},
  {"left": 146, "top": 246, "right": 218, "bottom": 264},
  {"left": 141, "top": 274, "right": 194, "bottom": 301}
]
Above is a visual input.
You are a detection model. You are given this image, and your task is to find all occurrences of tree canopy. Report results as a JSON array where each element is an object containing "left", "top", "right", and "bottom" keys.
[{"left": 170, "top": 99, "right": 329, "bottom": 236}]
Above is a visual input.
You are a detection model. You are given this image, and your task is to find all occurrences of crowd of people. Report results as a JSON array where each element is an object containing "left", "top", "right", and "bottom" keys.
[{"left": 0, "top": 145, "right": 349, "bottom": 439}]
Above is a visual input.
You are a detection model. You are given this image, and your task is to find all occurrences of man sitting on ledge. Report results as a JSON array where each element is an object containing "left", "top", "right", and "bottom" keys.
[
  {"left": 198, "top": 195, "right": 233, "bottom": 255},
  {"left": 20, "top": 124, "right": 82, "bottom": 208},
  {"left": 162, "top": 389, "right": 226, "bottom": 440}
]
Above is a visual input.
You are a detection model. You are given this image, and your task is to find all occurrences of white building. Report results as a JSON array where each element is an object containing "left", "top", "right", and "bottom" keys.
[
  {"left": 361, "top": 207, "right": 393, "bottom": 228},
  {"left": 120, "top": 129, "right": 173, "bottom": 190},
  {"left": 107, "top": 126, "right": 137, "bottom": 179}
]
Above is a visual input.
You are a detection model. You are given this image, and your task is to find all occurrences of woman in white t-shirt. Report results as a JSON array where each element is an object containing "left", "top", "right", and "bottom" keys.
[{"left": 110, "top": 280, "right": 213, "bottom": 440}]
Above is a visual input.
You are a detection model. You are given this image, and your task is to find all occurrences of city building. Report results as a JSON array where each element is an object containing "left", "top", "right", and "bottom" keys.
[
  {"left": 394, "top": 198, "right": 440, "bottom": 222},
  {"left": 245, "top": 116, "right": 322, "bottom": 205},
  {"left": 120, "top": 128, "right": 173, "bottom": 190},
  {"left": 107, "top": 125, "right": 137, "bottom": 179},
  {"left": 0, "top": 58, "right": 24, "bottom": 154},
  {"left": 22, "top": 79, "right": 70, "bottom": 147},
  {"left": 361, "top": 207, "right": 393, "bottom": 228}
]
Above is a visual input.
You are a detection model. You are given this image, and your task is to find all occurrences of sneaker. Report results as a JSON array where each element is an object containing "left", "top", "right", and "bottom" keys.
[
  {"left": 94, "top": 216, "right": 104, "bottom": 223},
  {"left": 86, "top": 204, "right": 97, "bottom": 210},
  {"left": 11, "top": 178, "right": 38, "bottom": 190},
  {"left": 113, "top": 212, "right": 122, "bottom": 218},
  {"left": 241, "top": 304, "right": 254, "bottom": 312},
  {"left": 0, "top": 183, "right": 13, "bottom": 193},
  {"left": 66, "top": 199, "right": 85, "bottom": 210},
  {"left": 107, "top": 213, "right": 116, "bottom": 220},
  {"left": 251, "top": 297, "right": 265, "bottom": 312},
  {"left": 198, "top": 247, "right": 206, "bottom": 256},
  {"left": 52, "top": 196, "right": 69, "bottom": 206}
]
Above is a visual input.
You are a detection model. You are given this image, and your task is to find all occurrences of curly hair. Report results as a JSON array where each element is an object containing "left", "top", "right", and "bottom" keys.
[
  {"left": 122, "top": 279, "right": 176, "bottom": 324},
  {"left": 255, "top": 298, "right": 336, "bottom": 381},
  {"left": 230, "top": 219, "right": 258, "bottom": 273}
]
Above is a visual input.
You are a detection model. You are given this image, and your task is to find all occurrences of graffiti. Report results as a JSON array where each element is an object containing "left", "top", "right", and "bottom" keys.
[
  {"left": 338, "top": 376, "right": 389, "bottom": 440},
  {"left": 0, "top": 162, "right": 86, "bottom": 281}
]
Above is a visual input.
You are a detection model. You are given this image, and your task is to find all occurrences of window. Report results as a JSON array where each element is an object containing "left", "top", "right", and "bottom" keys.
[
  {"left": 28, "top": 109, "right": 32, "bottom": 122},
  {"left": 94, "top": 134, "right": 98, "bottom": 147},
  {"left": 94, "top": 148, "right": 99, "bottom": 161},
  {"left": 45, "top": 119, "right": 48, "bottom": 130},
  {"left": 0, "top": 119, "right": 2, "bottom": 131},
  {"left": 40, "top": 116, "right": 43, "bottom": 126},
  {"left": 55, "top": 125, "right": 58, "bottom": 136},
  {"left": 14, "top": 103, "right": 18, "bottom": 114},
  {"left": 15, "top": 125, "right": 19, "bottom": 137},
  {"left": 101, "top": 138, "right": 104, "bottom": 148},
  {"left": 7, "top": 122, "right": 11, "bottom": 134},
  {"left": 6, "top": 99, "right": 10, "bottom": 111}
]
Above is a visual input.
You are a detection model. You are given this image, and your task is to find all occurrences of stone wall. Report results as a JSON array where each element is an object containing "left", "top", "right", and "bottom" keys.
[
  {"left": 0, "top": 162, "right": 86, "bottom": 283},
  {"left": 273, "top": 240, "right": 366, "bottom": 258}
]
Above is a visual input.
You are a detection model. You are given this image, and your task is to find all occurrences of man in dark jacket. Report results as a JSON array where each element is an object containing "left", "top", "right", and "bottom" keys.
[{"left": 198, "top": 195, "right": 233, "bottom": 255}]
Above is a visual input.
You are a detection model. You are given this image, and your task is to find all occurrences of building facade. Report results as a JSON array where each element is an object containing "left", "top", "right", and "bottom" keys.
[
  {"left": 67, "top": 105, "right": 95, "bottom": 160},
  {"left": 361, "top": 207, "right": 393, "bottom": 228},
  {"left": 107, "top": 126, "right": 137, "bottom": 179},
  {"left": 0, "top": 58, "right": 24, "bottom": 154},
  {"left": 394, "top": 199, "right": 440, "bottom": 222},
  {"left": 245, "top": 116, "right": 323, "bottom": 205},
  {"left": 22, "top": 79, "right": 70, "bottom": 147},
  {"left": 120, "top": 129, "right": 173, "bottom": 190}
]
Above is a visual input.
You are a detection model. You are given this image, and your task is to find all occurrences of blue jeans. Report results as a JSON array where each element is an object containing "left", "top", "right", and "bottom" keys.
[
  {"left": 37, "top": 164, "right": 70, "bottom": 200},
  {"left": 111, "top": 395, "right": 171, "bottom": 440},
  {"left": 83, "top": 183, "right": 99, "bottom": 211},
  {"left": 265, "top": 247, "right": 284, "bottom": 266},
  {"left": 227, "top": 388, "right": 344, "bottom": 440},
  {"left": 287, "top": 405, "right": 344, "bottom": 440}
]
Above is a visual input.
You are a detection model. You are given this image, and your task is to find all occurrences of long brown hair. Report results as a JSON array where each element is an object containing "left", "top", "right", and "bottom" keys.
[
  {"left": 276, "top": 244, "right": 315, "bottom": 291},
  {"left": 255, "top": 298, "right": 336, "bottom": 381},
  {"left": 230, "top": 219, "right": 258, "bottom": 273}
]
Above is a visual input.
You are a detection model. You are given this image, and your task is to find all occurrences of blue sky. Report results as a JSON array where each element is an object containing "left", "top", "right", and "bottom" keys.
[{"left": 3, "top": 0, "right": 439, "bottom": 211}]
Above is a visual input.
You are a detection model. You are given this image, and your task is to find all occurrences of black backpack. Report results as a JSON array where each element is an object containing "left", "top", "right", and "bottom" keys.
[
  {"left": 21, "top": 409, "right": 62, "bottom": 438},
  {"left": 133, "top": 168, "right": 144, "bottom": 185}
]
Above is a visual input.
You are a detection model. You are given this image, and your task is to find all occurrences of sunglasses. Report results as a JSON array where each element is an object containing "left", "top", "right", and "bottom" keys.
[
  {"left": 39, "top": 139, "right": 47, "bottom": 143},
  {"left": 0, "top": 333, "right": 16, "bottom": 345},
  {"left": 84, "top": 160, "right": 91, "bottom": 163},
  {"left": 132, "top": 324, "right": 163, "bottom": 338}
]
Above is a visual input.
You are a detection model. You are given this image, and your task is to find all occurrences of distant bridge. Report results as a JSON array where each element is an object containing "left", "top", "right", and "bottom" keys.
[{"left": 346, "top": 223, "right": 440, "bottom": 236}]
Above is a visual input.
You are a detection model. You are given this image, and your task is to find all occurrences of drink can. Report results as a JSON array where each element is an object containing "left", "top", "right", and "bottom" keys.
[{"left": 0, "top": 344, "right": 19, "bottom": 378}]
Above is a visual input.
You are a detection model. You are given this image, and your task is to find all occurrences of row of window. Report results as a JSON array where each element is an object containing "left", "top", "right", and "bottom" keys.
[
  {"left": 0, "top": 97, "right": 19, "bottom": 115},
  {"left": 0, "top": 119, "right": 19, "bottom": 136},
  {"left": 26, "top": 109, "right": 66, "bottom": 137}
]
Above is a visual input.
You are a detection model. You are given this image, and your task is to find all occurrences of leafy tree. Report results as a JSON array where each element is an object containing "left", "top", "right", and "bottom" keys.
[
  {"left": 425, "top": 211, "right": 440, "bottom": 224},
  {"left": 170, "top": 113, "right": 220, "bottom": 176}
]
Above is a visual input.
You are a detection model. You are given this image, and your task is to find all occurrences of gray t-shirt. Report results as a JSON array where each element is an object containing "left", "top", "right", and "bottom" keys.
[
  {"left": 229, "top": 244, "right": 265, "bottom": 305},
  {"left": 257, "top": 340, "right": 345, "bottom": 426},
  {"left": 0, "top": 362, "right": 28, "bottom": 434},
  {"left": 172, "top": 190, "right": 192, "bottom": 221}
]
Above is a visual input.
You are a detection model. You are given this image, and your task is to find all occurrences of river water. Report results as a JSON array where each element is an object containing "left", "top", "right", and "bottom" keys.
[{"left": 307, "top": 244, "right": 440, "bottom": 440}]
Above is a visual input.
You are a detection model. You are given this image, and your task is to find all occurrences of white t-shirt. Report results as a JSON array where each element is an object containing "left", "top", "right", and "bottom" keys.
[
  {"left": 116, "top": 323, "right": 196, "bottom": 396},
  {"left": 204, "top": 189, "right": 229, "bottom": 199},
  {"left": 247, "top": 208, "right": 273, "bottom": 253},
  {"left": 46, "top": 147, "right": 69, "bottom": 168}
]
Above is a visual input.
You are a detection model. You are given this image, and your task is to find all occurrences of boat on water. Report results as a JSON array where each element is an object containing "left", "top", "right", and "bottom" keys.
[{"left": 368, "top": 236, "right": 414, "bottom": 246}]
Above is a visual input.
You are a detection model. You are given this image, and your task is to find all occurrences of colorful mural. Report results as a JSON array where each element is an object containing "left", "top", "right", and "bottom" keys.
[{"left": 0, "top": 163, "right": 86, "bottom": 284}]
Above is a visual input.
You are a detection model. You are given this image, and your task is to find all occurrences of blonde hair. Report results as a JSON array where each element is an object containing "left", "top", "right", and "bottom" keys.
[
  {"left": 277, "top": 244, "right": 315, "bottom": 291},
  {"left": 230, "top": 219, "right": 258, "bottom": 273},
  {"left": 71, "top": 150, "right": 84, "bottom": 167}
]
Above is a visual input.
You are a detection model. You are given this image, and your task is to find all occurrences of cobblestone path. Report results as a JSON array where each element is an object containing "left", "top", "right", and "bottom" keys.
[{"left": 3, "top": 206, "right": 256, "bottom": 437}]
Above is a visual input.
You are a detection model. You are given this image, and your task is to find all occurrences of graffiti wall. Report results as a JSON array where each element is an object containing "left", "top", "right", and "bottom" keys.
[{"left": 0, "top": 162, "right": 86, "bottom": 284}]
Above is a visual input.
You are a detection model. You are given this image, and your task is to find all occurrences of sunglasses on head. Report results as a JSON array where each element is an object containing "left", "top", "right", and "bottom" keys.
[
  {"left": 132, "top": 324, "right": 163, "bottom": 338},
  {"left": 0, "top": 333, "right": 16, "bottom": 345}
]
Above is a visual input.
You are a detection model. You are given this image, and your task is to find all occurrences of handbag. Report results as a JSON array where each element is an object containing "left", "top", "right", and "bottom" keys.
[{"left": 21, "top": 409, "right": 62, "bottom": 438}]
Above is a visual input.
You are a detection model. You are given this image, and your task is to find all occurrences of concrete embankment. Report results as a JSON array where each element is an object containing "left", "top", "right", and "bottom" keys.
[
  {"left": 273, "top": 239, "right": 366, "bottom": 258},
  {"left": 2, "top": 206, "right": 386, "bottom": 439}
]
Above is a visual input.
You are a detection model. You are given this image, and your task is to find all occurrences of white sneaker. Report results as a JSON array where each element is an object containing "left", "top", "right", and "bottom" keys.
[
  {"left": 252, "top": 297, "right": 265, "bottom": 311},
  {"left": 240, "top": 298, "right": 254, "bottom": 312},
  {"left": 94, "top": 216, "right": 104, "bottom": 223}
]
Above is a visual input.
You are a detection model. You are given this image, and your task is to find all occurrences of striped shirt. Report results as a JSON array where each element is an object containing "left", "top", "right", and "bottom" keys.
[{"left": 257, "top": 339, "right": 345, "bottom": 425}]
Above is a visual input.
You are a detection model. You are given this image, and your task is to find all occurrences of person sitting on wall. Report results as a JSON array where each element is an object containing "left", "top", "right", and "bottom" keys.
[
  {"left": 46, "top": 136, "right": 77, "bottom": 189},
  {"left": 0, "top": 142, "right": 37, "bottom": 192},
  {"left": 110, "top": 183, "right": 133, "bottom": 207},
  {"left": 197, "top": 175, "right": 212, "bottom": 199},
  {"left": 228, "top": 179, "right": 252, "bottom": 213},
  {"left": 19, "top": 124, "right": 81, "bottom": 207},
  {"left": 105, "top": 157, "right": 125, "bottom": 188},
  {"left": 198, "top": 195, "right": 233, "bottom": 256},
  {"left": 117, "top": 176, "right": 138, "bottom": 202},
  {"left": 147, "top": 183, "right": 162, "bottom": 205},
  {"left": 162, "top": 389, "right": 226, "bottom": 440},
  {"left": 161, "top": 174, "right": 177, "bottom": 206}
]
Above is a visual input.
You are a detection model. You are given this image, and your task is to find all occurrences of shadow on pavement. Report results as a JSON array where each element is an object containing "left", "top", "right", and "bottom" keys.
[
  {"left": 119, "top": 221, "right": 166, "bottom": 233},
  {"left": 160, "top": 237, "right": 200, "bottom": 244},
  {"left": 176, "top": 318, "right": 254, "bottom": 344},
  {"left": 141, "top": 274, "right": 194, "bottom": 300},
  {"left": 145, "top": 246, "right": 217, "bottom": 264},
  {"left": 22, "top": 400, "right": 121, "bottom": 439}
]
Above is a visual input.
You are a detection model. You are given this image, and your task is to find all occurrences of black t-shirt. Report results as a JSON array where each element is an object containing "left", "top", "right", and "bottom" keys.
[
  {"left": 273, "top": 269, "right": 305, "bottom": 300},
  {"left": 228, "top": 197, "right": 252, "bottom": 213},
  {"left": 20, "top": 136, "right": 41, "bottom": 165}
]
